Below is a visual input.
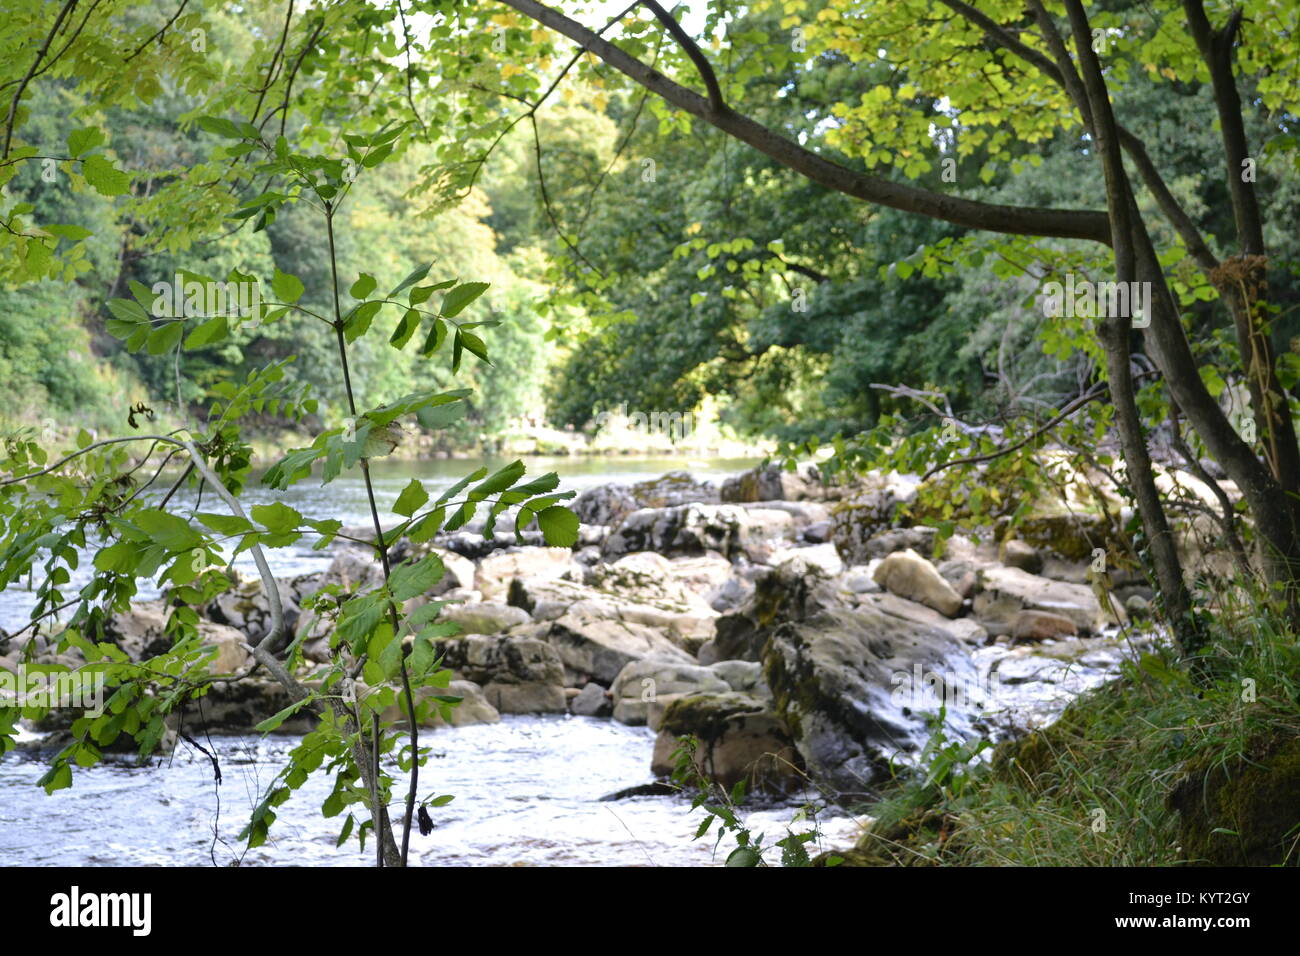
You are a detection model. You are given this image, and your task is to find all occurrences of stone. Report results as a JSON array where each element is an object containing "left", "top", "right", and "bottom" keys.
[
  {"left": 383, "top": 679, "right": 500, "bottom": 728},
  {"left": 193, "top": 678, "right": 308, "bottom": 734},
  {"left": 629, "top": 471, "right": 719, "bottom": 509},
  {"left": 106, "top": 603, "right": 251, "bottom": 673},
  {"left": 852, "top": 590, "right": 988, "bottom": 646},
  {"left": 610, "top": 659, "right": 730, "bottom": 725},
  {"left": 862, "top": 527, "right": 938, "bottom": 560},
  {"left": 768, "top": 543, "right": 844, "bottom": 577},
  {"left": 829, "top": 471, "right": 921, "bottom": 565},
  {"left": 571, "top": 681, "right": 611, "bottom": 717},
  {"left": 603, "top": 503, "right": 795, "bottom": 563},
  {"left": 650, "top": 692, "right": 803, "bottom": 792},
  {"left": 872, "top": 549, "right": 964, "bottom": 617},
  {"left": 546, "top": 612, "right": 694, "bottom": 686},
  {"left": 1010, "top": 609, "right": 1078, "bottom": 642},
  {"left": 434, "top": 632, "right": 567, "bottom": 714},
  {"left": 206, "top": 574, "right": 299, "bottom": 643},
  {"left": 482, "top": 681, "right": 567, "bottom": 714},
  {"left": 720, "top": 463, "right": 820, "bottom": 502},
  {"left": 572, "top": 483, "right": 638, "bottom": 527},
  {"left": 1124, "top": 593, "right": 1152, "bottom": 620},
  {"left": 707, "top": 659, "right": 770, "bottom": 697},
  {"left": 476, "top": 547, "right": 582, "bottom": 601},
  {"left": 439, "top": 601, "right": 531, "bottom": 635},
  {"left": 974, "top": 566, "right": 1120, "bottom": 634},
  {"left": 763, "top": 600, "right": 982, "bottom": 796},
  {"left": 508, "top": 557, "right": 720, "bottom": 647},
  {"left": 1002, "top": 540, "right": 1044, "bottom": 575},
  {"left": 201, "top": 622, "right": 251, "bottom": 674}
]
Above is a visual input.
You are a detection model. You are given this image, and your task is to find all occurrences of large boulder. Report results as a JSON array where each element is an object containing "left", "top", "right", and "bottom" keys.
[
  {"left": 440, "top": 601, "right": 531, "bottom": 635},
  {"left": 768, "top": 543, "right": 844, "bottom": 578},
  {"left": 570, "top": 681, "right": 612, "bottom": 717},
  {"left": 475, "top": 547, "right": 583, "bottom": 601},
  {"left": 508, "top": 553, "right": 722, "bottom": 648},
  {"left": 603, "top": 503, "right": 795, "bottom": 562},
  {"left": 546, "top": 612, "right": 694, "bottom": 686},
  {"left": 609, "top": 659, "right": 730, "bottom": 725},
  {"left": 106, "top": 603, "right": 250, "bottom": 673},
  {"left": 572, "top": 472, "right": 718, "bottom": 530},
  {"left": 650, "top": 692, "right": 804, "bottom": 792},
  {"left": 872, "top": 549, "right": 964, "bottom": 617},
  {"left": 763, "top": 599, "right": 981, "bottom": 797},
  {"left": 629, "top": 471, "right": 719, "bottom": 509},
  {"left": 193, "top": 678, "right": 310, "bottom": 734},
  {"left": 434, "top": 632, "right": 567, "bottom": 713},
  {"left": 382, "top": 679, "right": 501, "bottom": 728},
  {"left": 708, "top": 566, "right": 826, "bottom": 663},
  {"left": 829, "top": 472, "right": 921, "bottom": 565},
  {"left": 973, "top": 566, "right": 1120, "bottom": 635},
  {"left": 572, "top": 483, "right": 639, "bottom": 528},
  {"left": 720, "top": 463, "right": 821, "bottom": 503}
]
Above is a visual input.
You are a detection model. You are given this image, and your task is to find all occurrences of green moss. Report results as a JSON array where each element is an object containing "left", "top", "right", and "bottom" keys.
[{"left": 1168, "top": 732, "right": 1300, "bottom": 866}]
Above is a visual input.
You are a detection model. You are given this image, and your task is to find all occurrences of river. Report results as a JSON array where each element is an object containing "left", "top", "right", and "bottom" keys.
[{"left": 3, "top": 455, "right": 872, "bottom": 866}]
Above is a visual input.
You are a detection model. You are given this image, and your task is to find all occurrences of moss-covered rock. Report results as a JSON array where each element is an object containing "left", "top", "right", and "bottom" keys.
[
  {"left": 996, "top": 510, "right": 1124, "bottom": 563},
  {"left": 829, "top": 473, "right": 921, "bottom": 565},
  {"left": 1168, "top": 732, "right": 1300, "bottom": 866}
]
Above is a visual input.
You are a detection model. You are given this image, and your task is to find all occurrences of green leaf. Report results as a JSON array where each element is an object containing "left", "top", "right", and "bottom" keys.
[
  {"left": 393, "top": 478, "right": 429, "bottom": 517},
  {"left": 416, "top": 401, "right": 465, "bottom": 429},
  {"left": 390, "top": 554, "right": 445, "bottom": 602},
  {"left": 197, "top": 116, "right": 245, "bottom": 139},
  {"left": 196, "top": 513, "right": 255, "bottom": 535},
  {"left": 133, "top": 511, "right": 202, "bottom": 552},
  {"left": 388, "top": 263, "right": 433, "bottom": 298},
  {"left": 344, "top": 300, "right": 383, "bottom": 342},
  {"left": 44, "top": 223, "right": 93, "bottom": 241},
  {"left": 271, "top": 268, "right": 304, "bottom": 304},
  {"left": 184, "top": 315, "right": 228, "bottom": 349},
  {"left": 350, "top": 273, "right": 377, "bottom": 299},
  {"left": 390, "top": 309, "right": 420, "bottom": 349},
  {"left": 251, "top": 501, "right": 303, "bottom": 535},
  {"left": 469, "top": 460, "right": 526, "bottom": 501},
  {"left": 725, "top": 846, "right": 761, "bottom": 867},
  {"left": 537, "top": 506, "right": 579, "bottom": 547},
  {"left": 459, "top": 329, "right": 491, "bottom": 365},
  {"left": 67, "top": 127, "right": 105, "bottom": 158},
  {"left": 82, "top": 154, "right": 130, "bottom": 196},
  {"left": 435, "top": 466, "right": 487, "bottom": 507},
  {"left": 146, "top": 321, "right": 184, "bottom": 355},
  {"left": 255, "top": 697, "right": 314, "bottom": 733},
  {"left": 420, "top": 318, "right": 447, "bottom": 356},
  {"left": 441, "top": 282, "right": 490, "bottom": 318}
]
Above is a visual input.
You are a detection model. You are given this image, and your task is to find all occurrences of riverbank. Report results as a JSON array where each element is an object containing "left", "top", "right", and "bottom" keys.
[{"left": 6, "top": 461, "right": 1295, "bottom": 866}]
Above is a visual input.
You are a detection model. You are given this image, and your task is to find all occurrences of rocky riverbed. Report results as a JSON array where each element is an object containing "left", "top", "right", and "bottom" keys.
[{"left": 3, "top": 463, "right": 1164, "bottom": 862}]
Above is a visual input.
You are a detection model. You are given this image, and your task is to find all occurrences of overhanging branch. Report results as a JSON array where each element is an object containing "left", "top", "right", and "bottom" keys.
[{"left": 497, "top": 0, "right": 1113, "bottom": 244}]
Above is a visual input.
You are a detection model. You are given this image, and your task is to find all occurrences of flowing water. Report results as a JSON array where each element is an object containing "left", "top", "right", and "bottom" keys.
[
  {"left": 0, "top": 716, "right": 865, "bottom": 867},
  {"left": 0, "top": 454, "right": 1136, "bottom": 865},
  {"left": 3, "top": 457, "right": 872, "bottom": 867}
]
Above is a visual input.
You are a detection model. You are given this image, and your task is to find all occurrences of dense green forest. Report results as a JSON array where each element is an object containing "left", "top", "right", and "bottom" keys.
[{"left": 8, "top": 0, "right": 1295, "bottom": 452}]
